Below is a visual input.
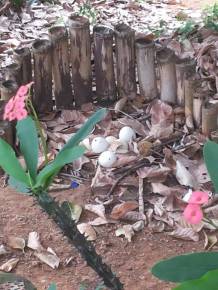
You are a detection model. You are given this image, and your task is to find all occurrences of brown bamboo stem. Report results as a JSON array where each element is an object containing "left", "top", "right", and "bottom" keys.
[
  {"left": 49, "top": 26, "right": 73, "bottom": 110},
  {"left": 93, "top": 25, "right": 116, "bottom": 104},
  {"left": 202, "top": 102, "right": 218, "bottom": 136},
  {"left": 114, "top": 23, "right": 136, "bottom": 100},
  {"left": 5, "top": 63, "right": 22, "bottom": 86},
  {"left": 0, "top": 80, "right": 18, "bottom": 101},
  {"left": 68, "top": 15, "right": 92, "bottom": 107},
  {"left": 13, "top": 47, "right": 32, "bottom": 84},
  {"left": 175, "top": 58, "right": 196, "bottom": 106},
  {"left": 157, "top": 48, "right": 177, "bottom": 104},
  {"left": 32, "top": 39, "right": 53, "bottom": 113},
  {"left": 135, "top": 38, "right": 157, "bottom": 101},
  {"left": 184, "top": 78, "right": 194, "bottom": 129}
]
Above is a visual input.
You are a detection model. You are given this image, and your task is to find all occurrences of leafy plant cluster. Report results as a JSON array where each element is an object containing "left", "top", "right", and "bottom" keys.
[
  {"left": 78, "top": 0, "right": 98, "bottom": 24},
  {"left": 203, "top": 3, "right": 218, "bottom": 31},
  {"left": 152, "top": 140, "right": 218, "bottom": 289},
  {"left": 0, "top": 109, "right": 107, "bottom": 196}
]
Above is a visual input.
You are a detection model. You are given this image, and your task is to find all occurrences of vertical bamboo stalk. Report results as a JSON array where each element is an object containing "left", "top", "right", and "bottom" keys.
[
  {"left": 5, "top": 63, "right": 22, "bottom": 85},
  {"left": 157, "top": 48, "right": 177, "bottom": 104},
  {"left": 68, "top": 15, "right": 92, "bottom": 107},
  {"left": 175, "top": 58, "right": 196, "bottom": 106},
  {"left": 216, "top": 76, "right": 218, "bottom": 94},
  {"left": 13, "top": 47, "right": 32, "bottom": 84},
  {"left": 135, "top": 38, "right": 157, "bottom": 101},
  {"left": 193, "top": 97, "right": 203, "bottom": 128},
  {"left": 49, "top": 26, "right": 73, "bottom": 110},
  {"left": 184, "top": 78, "right": 194, "bottom": 129},
  {"left": 0, "top": 80, "right": 18, "bottom": 101},
  {"left": 202, "top": 103, "right": 218, "bottom": 136},
  {"left": 114, "top": 23, "right": 136, "bottom": 100},
  {"left": 32, "top": 39, "right": 53, "bottom": 112},
  {"left": 93, "top": 25, "right": 116, "bottom": 104}
]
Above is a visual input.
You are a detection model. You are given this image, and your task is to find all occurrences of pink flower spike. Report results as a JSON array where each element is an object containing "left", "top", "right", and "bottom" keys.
[
  {"left": 183, "top": 203, "right": 203, "bottom": 224},
  {"left": 188, "top": 191, "right": 209, "bottom": 205},
  {"left": 16, "top": 109, "right": 28, "bottom": 121},
  {"left": 16, "top": 85, "right": 29, "bottom": 97},
  {"left": 4, "top": 98, "right": 15, "bottom": 115},
  {"left": 7, "top": 111, "right": 16, "bottom": 121}
]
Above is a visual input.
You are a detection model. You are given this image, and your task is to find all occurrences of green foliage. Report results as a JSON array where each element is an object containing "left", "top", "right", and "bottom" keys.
[
  {"left": 151, "top": 252, "right": 218, "bottom": 283},
  {"left": 203, "top": 3, "right": 218, "bottom": 31},
  {"left": 174, "top": 269, "right": 218, "bottom": 290},
  {"left": 203, "top": 140, "right": 218, "bottom": 193},
  {"left": 34, "top": 146, "right": 85, "bottom": 191},
  {"left": 79, "top": 282, "right": 105, "bottom": 290},
  {"left": 16, "top": 116, "right": 38, "bottom": 181},
  {"left": 0, "top": 138, "right": 29, "bottom": 185},
  {"left": 148, "top": 19, "right": 167, "bottom": 37},
  {"left": 78, "top": 0, "right": 98, "bottom": 24},
  {"left": 0, "top": 109, "right": 107, "bottom": 195},
  {"left": 177, "top": 20, "right": 196, "bottom": 40}
]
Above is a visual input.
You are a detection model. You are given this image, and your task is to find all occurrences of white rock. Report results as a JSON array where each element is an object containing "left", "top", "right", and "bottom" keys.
[
  {"left": 98, "top": 151, "right": 117, "bottom": 168},
  {"left": 119, "top": 126, "right": 136, "bottom": 143},
  {"left": 91, "top": 137, "right": 109, "bottom": 154}
]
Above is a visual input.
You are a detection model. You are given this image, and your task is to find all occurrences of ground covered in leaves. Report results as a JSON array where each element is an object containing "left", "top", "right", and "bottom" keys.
[{"left": 0, "top": 185, "right": 203, "bottom": 290}]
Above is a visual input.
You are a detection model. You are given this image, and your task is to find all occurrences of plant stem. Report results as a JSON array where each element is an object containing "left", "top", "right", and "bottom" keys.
[
  {"left": 37, "top": 191, "right": 123, "bottom": 290},
  {"left": 27, "top": 99, "right": 49, "bottom": 165}
]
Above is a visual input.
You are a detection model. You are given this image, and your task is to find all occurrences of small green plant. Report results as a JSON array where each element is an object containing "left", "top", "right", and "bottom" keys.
[
  {"left": 78, "top": 1, "right": 98, "bottom": 24},
  {"left": 0, "top": 84, "right": 123, "bottom": 290},
  {"left": 177, "top": 19, "right": 196, "bottom": 40},
  {"left": 203, "top": 3, "right": 218, "bottom": 31},
  {"left": 148, "top": 19, "right": 167, "bottom": 38}
]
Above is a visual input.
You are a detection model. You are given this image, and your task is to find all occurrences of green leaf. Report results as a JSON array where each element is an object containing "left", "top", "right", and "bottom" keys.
[
  {"left": 48, "top": 283, "right": 57, "bottom": 290},
  {"left": 35, "top": 146, "right": 85, "bottom": 190},
  {"left": 60, "top": 108, "right": 107, "bottom": 153},
  {"left": 0, "top": 138, "right": 29, "bottom": 185},
  {"left": 203, "top": 140, "right": 218, "bottom": 192},
  {"left": 8, "top": 175, "right": 31, "bottom": 194},
  {"left": 174, "top": 269, "right": 218, "bottom": 290},
  {"left": 151, "top": 252, "right": 218, "bottom": 282},
  {"left": 16, "top": 116, "right": 38, "bottom": 181}
]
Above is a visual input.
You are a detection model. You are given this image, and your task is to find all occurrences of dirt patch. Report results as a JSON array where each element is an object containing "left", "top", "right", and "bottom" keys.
[{"left": 0, "top": 185, "right": 203, "bottom": 290}]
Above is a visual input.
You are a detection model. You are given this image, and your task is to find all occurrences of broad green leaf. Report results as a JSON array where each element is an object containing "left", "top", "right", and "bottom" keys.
[
  {"left": 8, "top": 175, "right": 31, "bottom": 194},
  {"left": 203, "top": 140, "right": 218, "bottom": 192},
  {"left": 151, "top": 252, "right": 218, "bottom": 282},
  {"left": 174, "top": 269, "right": 218, "bottom": 290},
  {"left": 35, "top": 146, "right": 85, "bottom": 190},
  {"left": 16, "top": 116, "right": 38, "bottom": 181},
  {"left": 0, "top": 138, "right": 29, "bottom": 185},
  {"left": 48, "top": 283, "right": 57, "bottom": 290},
  {"left": 60, "top": 108, "right": 107, "bottom": 153}
]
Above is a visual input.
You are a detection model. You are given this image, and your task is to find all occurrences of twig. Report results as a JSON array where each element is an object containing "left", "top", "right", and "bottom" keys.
[
  {"left": 138, "top": 177, "right": 144, "bottom": 214},
  {"left": 0, "top": 1, "right": 10, "bottom": 15},
  {"left": 107, "top": 161, "right": 149, "bottom": 197}
]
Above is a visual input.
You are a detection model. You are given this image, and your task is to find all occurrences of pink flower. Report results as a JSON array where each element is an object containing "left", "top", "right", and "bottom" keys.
[
  {"left": 16, "top": 109, "right": 28, "bottom": 120},
  {"left": 3, "top": 82, "right": 33, "bottom": 122},
  {"left": 188, "top": 191, "right": 209, "bottom": 205},
  {"left": 183, "top": 203, "right": 203, "bottom": 224}
]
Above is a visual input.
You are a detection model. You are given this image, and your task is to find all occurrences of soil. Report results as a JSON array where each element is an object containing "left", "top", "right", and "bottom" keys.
[
  {"left": 182, "top": 0, "right": 217, "bottom": 9},
  {"left": 0, "top": 185, "right": 203, "bottom": 290}
]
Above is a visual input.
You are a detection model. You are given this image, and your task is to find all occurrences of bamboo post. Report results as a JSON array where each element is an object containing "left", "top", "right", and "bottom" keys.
[
  {"left": 13, "top": 47, "right": 32, "bottom": 84},
  {"left": 0, "top": 80, "right": 18, "bottom": 101},
  {"left": 157, "top": 48, "right": 177, "bottom": 104},
  {"left": 175, "top": 58, "right": 196, "bottom": 106},
  {"left": 184, "top": 78, "right": 194, "bottom": 130},
  {"left": 32, "top": 39, "right": 53, "bottom": 112},
  {"left": 49, "top": 26, "right": 73, "bottom": 110},
  {"left": 202, "top": 102, "right": 218, "bottom": 136},
  {"left": 68, "top": 15, "right": 92, "bottom": 107},
  {"left": 193, "top": 97, "right": 203, "bottom": 128},
  {"left": 93, "top": 25, "right": 116, "bottom": 104},
  {"left": 114, "top": 23, "right": 136, "bottom": 100},
  {"left": 5, "top": 62, "right": 22, "bottom": 85},
  {"left": 135, "top": 38, "right": 157, "bottom": 101}
]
